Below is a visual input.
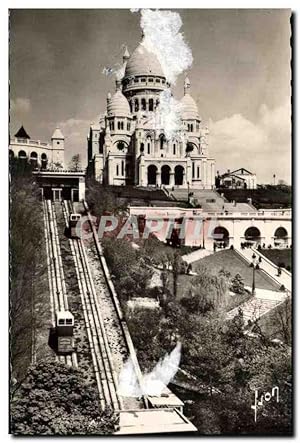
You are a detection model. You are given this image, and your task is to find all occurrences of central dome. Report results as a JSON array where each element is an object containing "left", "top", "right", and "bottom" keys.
[{"left": 125, "top": 43, "right": 165, "bottom": 78}]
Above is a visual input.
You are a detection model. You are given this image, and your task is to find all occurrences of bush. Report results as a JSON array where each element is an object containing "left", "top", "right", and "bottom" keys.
[
  {"left": 230, "top": 273, "right": 245, "bottom": 295},
  {"left": 10, "top": 361, "right": 118, "bottom": 435}
]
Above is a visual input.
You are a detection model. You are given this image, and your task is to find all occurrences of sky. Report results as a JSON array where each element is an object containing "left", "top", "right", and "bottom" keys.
[{"left": 9, "top": 8, "right": 291, "bottom": 184}]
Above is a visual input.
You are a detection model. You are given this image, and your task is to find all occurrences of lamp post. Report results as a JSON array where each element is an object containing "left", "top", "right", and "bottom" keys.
[{"left": 251, "top": 253, "right": 258, "bottom": 296}]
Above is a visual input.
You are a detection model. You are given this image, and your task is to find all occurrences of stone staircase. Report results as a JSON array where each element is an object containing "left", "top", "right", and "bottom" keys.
[
  {"left": 227, "top": 297, "right": 281, "bottom": 323},
  {"left": 227, "top": 287, "right": 288, "bottom": 324},
  {"left": 170, "top": 188, "right": 254, "bottom": 212},
  {"left": 181, "top": 248, "right": 213, "bottom": 264}
]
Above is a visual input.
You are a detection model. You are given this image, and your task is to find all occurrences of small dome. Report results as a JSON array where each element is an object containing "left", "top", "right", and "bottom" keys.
[
  {"left": 125, "top": 42, "right": 164, "bottom": 78},
  {"left": 107, "top": 90, "right": 131, "bottom": 117},
  {"left": 180, "top": 94, "right": 199, "bottom": 120}
]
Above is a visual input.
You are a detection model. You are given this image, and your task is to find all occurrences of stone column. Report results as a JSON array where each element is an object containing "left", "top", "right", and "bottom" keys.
[
  {"left": 139, "top": 157, "right": 145, "bottom": 186},
  {"left": 169, "top": 171, "right": 175, "bottom": 187},
  {"left": 79, "top": 177, "right": 85, "bottom": 201},
  {"left": 156, "top": 169, "right": 161, "bottom": 186}
]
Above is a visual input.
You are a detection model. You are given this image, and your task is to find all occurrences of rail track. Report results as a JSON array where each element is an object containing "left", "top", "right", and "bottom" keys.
[
  {"left": 43, "top": 199, "right": 78, "bottom": 368},
  {"left": 60, "top": 200, "right": 124, "bottom": 410}
]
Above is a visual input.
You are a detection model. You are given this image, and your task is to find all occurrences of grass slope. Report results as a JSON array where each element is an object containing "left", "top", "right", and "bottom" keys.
[{"left": 192, "top": 250, "right": 280, "bottom": 291}]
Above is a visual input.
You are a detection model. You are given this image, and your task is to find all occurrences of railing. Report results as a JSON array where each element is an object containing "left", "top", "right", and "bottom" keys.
[
  {"left": 205, "top": 210, "right": 292, "bottom": 218},
  {"left": 33, "top": 168, "right": 85, "bottom": 174},
  {"left": 11, "top": 138, "right": 51, "bottom": 148}
]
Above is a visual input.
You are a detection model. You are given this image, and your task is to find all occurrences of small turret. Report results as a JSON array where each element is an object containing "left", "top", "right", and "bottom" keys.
[{"left": 51, "top": 127, "right": 64, "bottom": 168}]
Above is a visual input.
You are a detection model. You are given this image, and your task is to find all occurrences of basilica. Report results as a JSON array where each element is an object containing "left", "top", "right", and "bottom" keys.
[{"left": 87, "top": 40, "right": 215, "bottom": 189}]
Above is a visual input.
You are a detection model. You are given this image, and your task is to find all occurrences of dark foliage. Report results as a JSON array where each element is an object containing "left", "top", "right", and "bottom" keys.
[{"left": 10, "top": 361, "right": 118, "bottom": 435}]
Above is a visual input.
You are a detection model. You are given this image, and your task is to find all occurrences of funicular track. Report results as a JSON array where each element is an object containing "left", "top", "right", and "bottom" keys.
[
  {"left": 43, "top": 199, "right": 78, "bottom": 368},
  {"left": 60, "top": 200, "right": 125, "bottom": 411}
]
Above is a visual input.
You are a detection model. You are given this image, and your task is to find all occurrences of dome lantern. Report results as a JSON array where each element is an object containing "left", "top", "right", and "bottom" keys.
[{"left": 123, "top": 46, "right": 130, "bottom": 63}]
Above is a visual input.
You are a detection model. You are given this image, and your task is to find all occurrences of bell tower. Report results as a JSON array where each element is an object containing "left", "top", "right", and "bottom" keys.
[{"left": 51, "top": 127, "right": 65, "bottom": 168}]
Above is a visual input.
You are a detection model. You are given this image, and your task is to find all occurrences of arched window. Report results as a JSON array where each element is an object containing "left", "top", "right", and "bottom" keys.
[
  {"left": 147, "top": 142, "right": 151, "bottom": 154},
  {"left": 140, "top": 143, "right": 144, "bottom": 153},
  {"left": 149, "top": 99, "right": 154, "bottom": 111},
  {"left": 129, "top": 101, "right": 133, "bottom": 113},
  {"left": 121, "top": 160, "right": 124, "bottom": 176},
  {"left": 156, "top": 99, "right": 159, "bottom": 109},
  {"left": 141, "top": 98, "right": 146, "bottom": 111},
  {"left": 191, "top": 124, "right": 194, "bottom": 132},
  {"left": 121, "top": 121, "right": 124, "bottom": 130},
  {"left": 160, "top": 134, "right": 165, "bottom": 150},
  {"left": 135, "top": 99, "right": 139, "bottom": 112},
  {"left": 127, "top": 122, "right": 130, "bottom": 131},
  {"left": 192, "top": 162, "right": 195, "bottom": 178},
  {"left": 111, "top": 121, "right": 114, "bottom": 131},
  {"left": 116, "top": 164, "right": 119, "bottom": 176},
  {"left": 173, "top": 144, "right": 176, "bottom": 155},
  {"left": 30, "top": 151, "right": 38, "bottom": 167},
  {"left": 186, "top": 142, "right": 194, "bottom": 153},
  {"left": 41, "top": 153, "right": 47, "bottom": 169},
  {"left": 117, "top": 121, "right": 121, "bottom": 130},
  {"left": 18, "top": 150, "right": 27, "bottom": 159}
]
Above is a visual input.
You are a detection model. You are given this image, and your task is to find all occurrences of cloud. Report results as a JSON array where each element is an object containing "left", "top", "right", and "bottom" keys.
[
  {"left": 56, "top": 117, "right": 99, "bottom": 166},
  {"left": 208, "top": 100, "right": 291, "bottom": 183},
  {"left": 10, "top": 97, "right": 31, "bottom": 114}
]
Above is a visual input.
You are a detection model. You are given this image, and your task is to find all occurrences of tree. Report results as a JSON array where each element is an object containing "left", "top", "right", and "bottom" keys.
[
  {"left": 10, "top": 158, "right": 49, "bottom": 382},
  {"left": 230, "top": 273, "right": 245, "bottom": 295},
  {"left": 102, "top": 238, "right": 154, "bottom": 303},
  {"left": 69, "top": 154, "right": 82, "bottom": 171},
  {"left": 180, "top": 267, "right": 228, "bottom": 315},
  {"left": 11, "top": 361, "right": 118, "bottom": 435},
  {"left": 85, "top": 179, "right": 127, "bottom": 217}
]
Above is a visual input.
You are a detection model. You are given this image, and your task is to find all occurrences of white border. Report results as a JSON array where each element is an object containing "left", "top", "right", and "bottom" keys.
[{"left": 1, "top": 2, "right": 297, "bottom": 441}]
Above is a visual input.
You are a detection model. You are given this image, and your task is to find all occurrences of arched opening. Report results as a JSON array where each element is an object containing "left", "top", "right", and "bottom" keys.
[
  {"left": 141, "top": 98, "right": 146, "bottom": 111},
  {"left": 212, "top": 226, "right": 230, "bottom": 248},
  {"left": 134, "top": 99, "right": 139, "bottom": 112},
  {"left": 30, "top": 151, "right": 38, "bottom": 167},
  {"left": 186, "top": 142, "right": 194, "bottom": 153},
  {"left": 147, "top": 164, "right": 157, "bottom": 186},
  {"left": 41, "top": 153, "right": 47, "bottom": 169},
  {"left": 161, "top": 165, "right": 171, "bottom": 186},
  {"left": 274, "top": 227, "right": 288, "bottom": 247},
  {"left": 149, "top": 99, "right": 154, "bottom": 111},
  {"left": 174, "top": 165, "right": 184, "bottom": 186},
  {"left": 244, "top": 226, "right": 261, "bottom": 245},
  {"left": 18, "top": 150, "right": 27, "bottom": 159},
  {"left": 140, "top": 143, "right": 144, "bottom": 153}
]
